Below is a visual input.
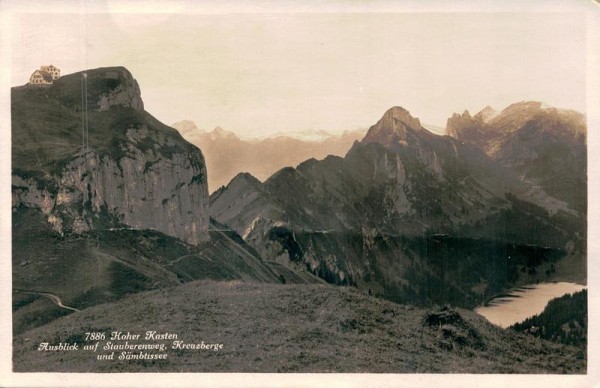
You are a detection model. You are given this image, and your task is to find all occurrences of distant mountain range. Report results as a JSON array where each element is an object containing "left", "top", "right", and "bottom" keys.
[{"left": 171, "top": 120, "right": 366, "bottom": 193}]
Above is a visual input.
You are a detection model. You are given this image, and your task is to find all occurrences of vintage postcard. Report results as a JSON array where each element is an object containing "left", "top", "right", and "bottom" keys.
[{"left": 1, "top": 0, "right": 599, "bottom": 387}]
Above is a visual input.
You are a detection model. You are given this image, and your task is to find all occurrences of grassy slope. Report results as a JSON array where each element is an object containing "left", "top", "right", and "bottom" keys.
[
  {"left": 12, "top": 208, "right": 320, "bottom": 335},
  {"left": 13, "top": 280, "right": 585, "bottom": 373}
]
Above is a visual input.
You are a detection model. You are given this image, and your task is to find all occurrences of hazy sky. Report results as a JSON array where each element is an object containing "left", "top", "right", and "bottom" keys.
[{"left": 8, "top": 3, "right": 588, "bottom": 138}]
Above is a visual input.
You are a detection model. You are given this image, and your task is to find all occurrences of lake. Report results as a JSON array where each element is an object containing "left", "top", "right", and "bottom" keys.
[{"left": 474, "top": 282, "right": 586, "bottom": 328}]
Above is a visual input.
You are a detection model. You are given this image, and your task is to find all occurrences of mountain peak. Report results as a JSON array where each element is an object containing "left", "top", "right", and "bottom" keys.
[
  {"left": 12, "top": 65, "right": 210, "bottom": 245},
  {"left": 231, "top": 172, "right": 263, "bottom": 187},
  {"left": 501, "top": 100, "right": 545, "bottom": 115},
  {"left": 383, "top": 106, "right": 422, "bottom": 130},
  {"left": 172, "top": 120, "right": 200, "bottom": 132},
  {"left": 52, "top": 66, "right": 144, "bottom": 112},
  {"left": 362, "top": 106, "right": 422, "bottom": 146},
  {"left": 209, "top": 126, "right": 240, "bottom": 141},
  {"left": 473, "top": 105, "right": 498, "bottom": 123}
]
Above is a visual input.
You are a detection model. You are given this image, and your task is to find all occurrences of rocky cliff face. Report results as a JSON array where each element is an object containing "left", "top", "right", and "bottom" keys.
[
  {"left": 446, "top": 110, "right": 482, "bottom": 141},
  {"left": 12, "top": 66, "right": 209, "bottom": 244},
  {"left": 12, "top": 147, "right": 208, "bottom": 244}
]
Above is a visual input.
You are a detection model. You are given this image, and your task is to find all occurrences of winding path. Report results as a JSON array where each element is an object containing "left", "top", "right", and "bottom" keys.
[{"left": 13, "top": 289, "right": 80, "bottom": 312}]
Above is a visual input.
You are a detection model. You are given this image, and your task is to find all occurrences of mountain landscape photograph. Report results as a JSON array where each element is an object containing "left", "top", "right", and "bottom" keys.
[{"left": 2, "top": 1, "right": 599, "bottom": 387}]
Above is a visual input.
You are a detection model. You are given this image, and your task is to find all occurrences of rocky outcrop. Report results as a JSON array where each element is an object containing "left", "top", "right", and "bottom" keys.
[
  {"left": 12, "top": 67, "right": 209, "bottom": 244},
  {"left": 57, "top": 66, "right": 145, "bottom": 112},
  {"left": 473, "top": 105, "right": 498, "bottom": 123},
  {"left": 13, "top": 138, "right": 209, "bottom": 245},
  {"left": 446, "top": 109, "right": 485, "bottom": 142},
  {"left": 96, "top": 69, "right": 144, "bottom": 111},
  {"left": 210, "top": 172, "right": 283, "bottom": 238}
]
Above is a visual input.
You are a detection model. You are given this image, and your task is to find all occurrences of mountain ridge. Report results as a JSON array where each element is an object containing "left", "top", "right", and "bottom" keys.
[
  {"left": 446, "top": 101, "right": 586, "bottom": 212},
  {"left": 209, "top": 105, "right": 586, "bottom": 308}
]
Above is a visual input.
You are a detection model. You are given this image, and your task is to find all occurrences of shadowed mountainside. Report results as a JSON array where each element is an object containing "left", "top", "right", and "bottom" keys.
[{"left": 210, "top": 106, "right": 586, "bottom": 308}]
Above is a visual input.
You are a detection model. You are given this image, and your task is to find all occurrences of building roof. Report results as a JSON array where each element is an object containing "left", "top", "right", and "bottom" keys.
[{"left": 32, "top": 70, "right": 54, "bottom": 83}]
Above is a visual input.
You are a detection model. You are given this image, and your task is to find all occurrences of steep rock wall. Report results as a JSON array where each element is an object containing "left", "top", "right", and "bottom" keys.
[
  {"left": 12, "top": 141, "right": 209, "bottom": 244},
  {"left": 12, "top": 67, "right": 210, "bottom": 244}
]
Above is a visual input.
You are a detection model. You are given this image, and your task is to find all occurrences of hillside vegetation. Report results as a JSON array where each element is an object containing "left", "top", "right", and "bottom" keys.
[
  {"left": 12, "top": 206, "right": 319, "bottom": 335},
  {"left": 511, "top": 289, "right": 587, "bottom": 347},
  {"left": 13, "top": 280, "right": 585, "bottom": 373}
]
